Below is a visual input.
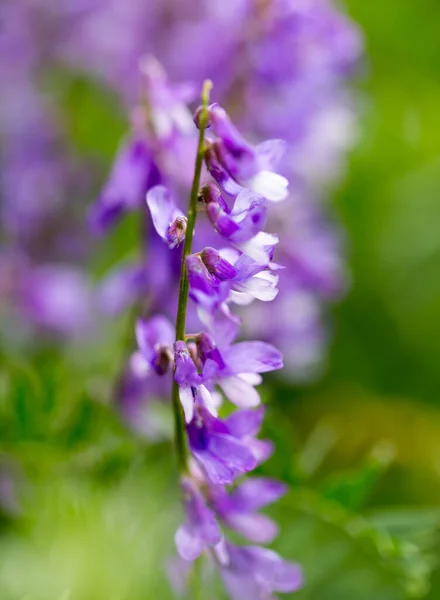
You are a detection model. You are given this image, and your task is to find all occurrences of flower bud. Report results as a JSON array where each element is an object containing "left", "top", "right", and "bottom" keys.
[
  {"left": 152, "top": 344, "right": 174, "bottom": 375},
  {"left": 200, "top": 247, "right": 238, "bottom": 282},
  {"left": 167, "top": 215, "right": 187, "bottom": 248}
]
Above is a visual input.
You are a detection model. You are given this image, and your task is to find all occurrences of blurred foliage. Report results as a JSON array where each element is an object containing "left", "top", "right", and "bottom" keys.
[
  {"left": 2, "top": 0, "right": 440, "bottom": 598},
  {"left": 329, "top": 0, "right": 440, "bottom": 402}
]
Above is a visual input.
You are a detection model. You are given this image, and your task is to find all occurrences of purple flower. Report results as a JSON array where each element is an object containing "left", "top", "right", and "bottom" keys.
[
  {"left": 224, "top": 407, "right": 274, "bottom": 465},
  {"left": 218, "top": 543, "right": 303, "bottom": 600},
  {"left": 204, "top": 143, "right": 243, "bottom": 197},
  {"left": 20, "top": 265, "right": 93, "bottom": 336},
  {"left": 187, "top": 407, "right": 257, "bottom": 485},
  {"left": 211, "top": 478, "right": 287, "bottom": 544},
  {"left": 175, "top": 477, "right": 222, "bottom": 561},
  {"left": 136, "top": 315, "right": 174, "bottom": 375},
  {"left": 185, "top": 255, "right": 241, "bottom": 348},
  {"left": 199, "top": 247, "right": 239, "bottom": 282},
  {"left": 186, "top": 254, "right": 225, "bottom": 307},
  {"left": 196, "top": 247, "right": 280, "bottom": 305},
  {"left": 218, "top": 251, "right": 280, "bottom": 305},
  {"left": 89, "top": 136, "right": 160, "bottom": 234},
  {"left": 174, "top": 341, "right": 216, "bottom": 422},
  {"left": 99, "top": 262, "right": 148, "bottom": 316},
  {"left": 201, "top": 184, "right": 267, "bottom": 244},
  {"left": 200, "top": 184, "right": 278, "bottom": 264},
  {"left": 146, "top": 185, "right": 187, "bottom": 249},
  {"left": 139, "top": 55, "right": 197, "bottom": 141},
  {"left": 197, "top": 332, "right": 283, "bottom": 408},
  {"left": 248, "top": 0, "right": 362, "bottom": 85},
  {"left": 202, "top": 103, "right": 289, "bottom": 202}
]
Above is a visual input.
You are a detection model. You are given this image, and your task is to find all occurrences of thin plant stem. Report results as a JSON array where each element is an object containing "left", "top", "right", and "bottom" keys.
[{"left": 171, "top": 79, "right": 212, "bottom": 474}]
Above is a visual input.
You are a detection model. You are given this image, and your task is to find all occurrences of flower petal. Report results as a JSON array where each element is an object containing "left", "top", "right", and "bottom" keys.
[
  {"left": 232, "top": 478, "right": 288, "bottom": 511},
  {"left": 179, "top": 386, "right": 195, "bottom": 423},
  {"left": 248, "top": 170, "right": 288, "bottom": 202},
  {"left": 219, "top": 376, "right": 261, "bottom": 408},
  {"left": 209, "top": 434, "right": 257, "bottom": 474},
  {"left": 247, "top": 546, "right": 303, "bottom": 593},
  {"left": 224, "top": 341, "right": 283, "bottom": 374},
  {"left": 175, "top": 523, "right": 204, "bottom": 561},
  {"left": 224, "top": 407, "right": 265, "bottom": 438},
  {"left": 136, "top": 315, "right": 174, "bottom": 358},
  {"left": 226, "top": 513, "right": 279, "bottom": 544},
  {"left": 193, "top": 451, "right": 237, "bottom": 485},
  {"left": 238, "top": 232, "right": 279, "bottom": 264},
  {"left": 199, "top": 384, "right": 218, "bottom": 417},
  {"left": 146, "top": 185, "right": 182, "bottom": 243},
  {"left": 256, "top": 139, "right": 288, "bottom": 171}
]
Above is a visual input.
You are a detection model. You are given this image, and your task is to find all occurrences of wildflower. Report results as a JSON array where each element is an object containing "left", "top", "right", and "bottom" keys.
[
  {"left": 174, "top": 341, "right": 216, "bottom": 422},
  {"left": 89, "top": 136, "right": 159, "bottom": 234},
  {"left": 224, "top": 406, "right": 275, "bottom": 465},
  {"left": 147, "top": 185, "right": 187, "bottom": 249},
  {"left": 200, "top": 184, "right": 279, "bottom": 264},
  {"left": 139, "top": 55, "right": 196, "bottom": 141},
  {"left": 197, "top": 331, "right": 283, "bottom": 408},
  {"left": 187, "top": 407, "right": 258, "bottom": 485},
  {"left": 218, "top": 543, "right": 303, "bottom": 600},
  {"left": 201, "top": 103, "right": 289, "bottom": 202},
  {"left": 136, "top": 315, "right": 174, "bottom": 375},
  {"left": 210, "top": 478, "right": 287, "bottom": 544},
  {"left": 21, "top": 265, "right": 92, "bottom": 336},
  {"left": 175, "top": 477, "right": 222, "bottom": 561},
  {"left": 199, "top": 248, "right": 279, "bottom": 305}
]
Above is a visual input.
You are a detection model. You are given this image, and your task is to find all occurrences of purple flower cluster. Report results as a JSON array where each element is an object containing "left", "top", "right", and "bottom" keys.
[
  {"left": 84, "top": 0, "right": 362, "bottom": 378},
  {"left": 0, "top": 0, "right": 361, "bottom": 378},
  {"left": 119, "top": 91, "right": 303, "bottom": 597}
]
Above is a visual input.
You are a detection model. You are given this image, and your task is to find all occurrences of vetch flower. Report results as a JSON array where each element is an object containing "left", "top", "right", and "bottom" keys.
[
  {"left": 92, "top": 77, "right": 306, "bottom": 599},
  {"left": 218, "top": 543, "right": 303, "bottom": 600},
  {"left": 224, "top": 407, "right": 275, "bottom": 465},
  {"left": 187, "top": 406, "right": 257, "bottom": 485},
  {"left": 136, "top": 315, "right": 175, "bottom": 375},
  {"left": 175, "top": 476, "right": 222, "bottom": 561},
  {"left": 100, "top": 262, "right": 148, "bottom": 316},
  {"left": 174, "top": 341, "right": 216, "bottom": 422},
  {"left": 200, "top": 184, "right": 278, "bottom": 264},
  {"left": 202, "top": 250, "right": 280, "bottom": 305},
  {"left": 197, "top": 331, "right": 283, "bottom": 408},
  {"left": 199, "top": 247, "right": 239, "bottom": 282},
  {"left": 147, "top": 185, "right": 187, "bottom": 249},
  {"left": 89, "top": 136, "right": 160, "bottom": 234},
  {"left": 210, "top": 478, "right": 287, "bottom": 544},
  {"left": 201, "top": 183, "right": 267, "bottom": 244},
  {"left": 201, "top": 103, "right": 289, "bottom": 202},
  {"left": 186, "top": 254, "right": 225, "bottom": 308},
  {"left": 21, "top": 265, "right": 93, "bottom": 336},
  {"left": 185, "top": 255, "right": 241, "bottom": 347},
  {"left": 139, "top": 55, "right": 197, "bottom": 141}
]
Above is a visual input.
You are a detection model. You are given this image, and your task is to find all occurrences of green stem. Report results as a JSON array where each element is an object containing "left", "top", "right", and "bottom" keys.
[{"left": 172, "top": 80, "right": 212, "bottom": 473}]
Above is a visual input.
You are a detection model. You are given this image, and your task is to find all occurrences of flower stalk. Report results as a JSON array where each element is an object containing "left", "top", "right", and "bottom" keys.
[{"left": 171, "top": 79, "right": 213, "bottom": 473}]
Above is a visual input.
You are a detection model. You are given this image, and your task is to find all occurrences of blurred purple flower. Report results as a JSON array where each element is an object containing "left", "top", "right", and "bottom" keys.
[
  {"left": 146, "top": 185, "right": 187, "bottom": 249},
  {"left": 187, "top": 406, "right": 258, "bottom": 485},
  {"left": 175, "top": 477, "right": 222, "bottom": 561},
  {"left": 218, "top": 543, "right": 303, "bottom": 600},
  {"left": 211, "top": 478, "right": 287, "bottom": 544}
]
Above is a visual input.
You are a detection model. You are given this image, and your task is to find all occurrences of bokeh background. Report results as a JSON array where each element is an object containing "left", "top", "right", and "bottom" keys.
[{"left": 1, "top": 1, "right": 440, "bottom": 598}]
